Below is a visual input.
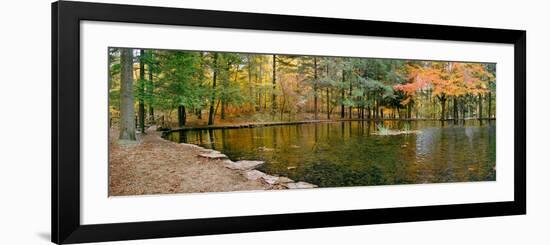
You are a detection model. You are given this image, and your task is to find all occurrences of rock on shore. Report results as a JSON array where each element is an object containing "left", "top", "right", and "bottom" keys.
[
  {"left": 285, "top": 182, "right": 318, "bottom": 189},
  {"left": 243, "top": 170, "right": 299, "bottom": 186},
  {"left": 198, "top": 150, "right": 228, "bottom": 159},
  {"left": 224, "top": 160, "right": 264, "bottom": 170},
  {"left": 188, "top": 142, "right": 317, "bottom": 190}
]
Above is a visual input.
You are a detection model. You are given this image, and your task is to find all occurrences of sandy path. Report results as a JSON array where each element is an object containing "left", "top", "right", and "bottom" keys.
[{"left": 109, "top": 127, "right": 267, "bottom": 196}]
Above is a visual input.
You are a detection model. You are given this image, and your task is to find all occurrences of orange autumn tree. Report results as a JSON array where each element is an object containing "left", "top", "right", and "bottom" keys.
[
  {"left": 394, "top": 62, "right": 456, "bottom": 120},
  {"left": 463, "top": 63, "right": 494, "bottom": 119},
  {"left": 395, "top": 62, "right": 492, "bottom": 121},
  {"left": 427, "top": 62, "right": 462, "bottom": 120},
  {"left": 393, "top": 63, "right": 426, "bottom": 119}
]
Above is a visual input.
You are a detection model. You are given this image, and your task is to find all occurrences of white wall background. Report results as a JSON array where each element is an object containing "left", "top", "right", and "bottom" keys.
[{"left": 0, "top": 0, "right": 547, "bottom": 244}]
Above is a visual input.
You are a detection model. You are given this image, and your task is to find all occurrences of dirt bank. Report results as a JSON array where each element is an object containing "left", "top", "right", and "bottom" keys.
[
  {"left": 109, "top": 127, "right": 316, "bottom": 196},
  {"left": 109, "top": 127, "right": 268, "bottom": 196}
]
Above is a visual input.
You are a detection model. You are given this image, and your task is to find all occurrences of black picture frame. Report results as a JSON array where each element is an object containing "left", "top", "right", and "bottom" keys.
[{"left": 52, "top": 1, "right": 526, "bottom": 244}]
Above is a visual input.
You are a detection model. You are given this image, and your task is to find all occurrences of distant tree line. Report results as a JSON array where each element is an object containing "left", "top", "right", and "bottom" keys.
[{"left": 109, "top": 48, "right": 496, "bottom": 140}]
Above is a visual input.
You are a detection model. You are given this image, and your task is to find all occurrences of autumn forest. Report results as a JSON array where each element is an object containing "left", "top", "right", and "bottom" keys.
[
  {"left": 108, "top": 47, "right": 497, "bottom": 195},
  {"left": 109, "top": 48, "right": 495, "bottom": 138}
]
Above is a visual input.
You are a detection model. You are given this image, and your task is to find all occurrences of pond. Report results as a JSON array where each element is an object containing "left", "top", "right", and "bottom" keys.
[{"left": 166, "top": 120, "right": 496, "bottom": 188}]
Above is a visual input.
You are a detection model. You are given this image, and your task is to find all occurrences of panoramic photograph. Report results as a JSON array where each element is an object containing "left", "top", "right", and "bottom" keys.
[{"left": 108, "top": 47, "right": 496, "bottom": 196}]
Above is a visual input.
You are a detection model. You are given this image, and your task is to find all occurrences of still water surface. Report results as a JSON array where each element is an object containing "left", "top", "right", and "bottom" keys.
[{"left": 166, "top": 120, "right": 496, "bottom": 187}]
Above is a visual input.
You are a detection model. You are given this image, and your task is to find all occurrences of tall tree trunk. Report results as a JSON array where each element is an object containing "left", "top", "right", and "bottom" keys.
[
  {"left": 441, "top": 63, "right": 452, "bottom": 122},
  {"left": 453, "top": 96, "right": 458, "bottom": 123},
  {"left": 208, "top": 54, "right": 218, "bottom": 125},
  {"left": 439, "top": 95, "right": 447, "bottom": 121},
  {"left": 119, "top": 48, "right": 136, "bottom": 140},
  {"left": 348, "top": 77, "right": 352, "bottom": 119},
  {"left": 430, "top": 90, "right": 437, "bottom": 119},
  {"left": 367, "top": 105, "right": 371, "bottom": 120},
  {"left": 487, "top": 92, "right": 493, "bottom": 118},
  {"left": 221, "top": 59, "right": 236, "bottom": 120},
  {"left": 221, "top": 60, "right": 228, "bottom": 120},
  {"left": 396, "top": 107, "right": 400, "bottom": 119},
  {"left": 264, "top": 89, "right": 267, "bottom": 110},
  {"left": 407, "top": 102, "right": 412, "bottom": 119},
  {"left": 178, "top": 105, "right": 186, "bottom": 127},
  {"left": 280, "top": 96, "right": 286, "bottom": 120},
  {"left": 138, "top": 49, "right": 146, "bottom": 134},
  {"left": 257, "top": 64, "right": 263, "bottom": 112},
  {"left": 374, "top": 96, "right": 379, "bottom": 120},
  {"left": 254, "top": 72, "right": 262, "bottom": 111},
  {"left": 340, "top": 69, "right": 345, "bottom": 118},
  {"left": 197, "top": 52, "right": 205, "bottom": 120},
  {"left": 326, "top": 63, "right": 330, "bottom": 119},
  {"left": 271, "top": 54, "right": 277, "bottom": 114},
  {"left": 313, "top": 57, "right": 318, "bottom": 120},
  {"left": 221, "top": 99, "right": 225, "bottom": 120},
  {"left": 248, "top": 54, "right": 254, "bottom": 112},
  {"left": 478, "top": 93, "right": 483, "bottom": 120},
  {"left": 461, "top": 98, "right": 466, "bottom": 123},
  {"left": 326, "top": 88, "right": 330, "bottom": 119},
  {"left": 362, "top": 91, "right": 367, "bottom": 119},
  {"left": 147, "top": 50, "right": 155, "bottom": 122},
  {"left": 108, "top": 51, "right": 114, "bottom": 128}
]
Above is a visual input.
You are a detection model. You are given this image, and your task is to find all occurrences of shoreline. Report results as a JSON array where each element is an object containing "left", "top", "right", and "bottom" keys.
[
  {"left": 179, "top": 141, "right": 317, "bottom": 190},
  {"left": 109, "top": 126, "right": 316, "bottom": 196},
  {"left": 168, "top": 118, "right": 496, "bottom": 132}
]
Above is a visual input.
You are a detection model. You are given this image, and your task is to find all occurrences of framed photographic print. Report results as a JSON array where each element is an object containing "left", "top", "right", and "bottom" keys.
[{"left": 52, "top": 1, "right": 526, "bottom": 244}]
